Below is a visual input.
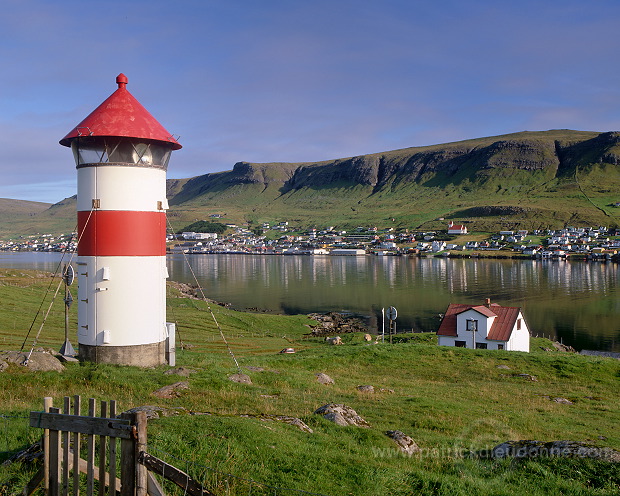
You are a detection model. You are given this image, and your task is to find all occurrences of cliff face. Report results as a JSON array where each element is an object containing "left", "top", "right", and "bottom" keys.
[
  {"left": 3, "top": 130, "right": 617, "bottom": 236},
  {"left": 160, "top": 130, "right": 620, "bottom": 230},
  {"left": 169, "top": 131, "right": 619, "bottom": 198}
]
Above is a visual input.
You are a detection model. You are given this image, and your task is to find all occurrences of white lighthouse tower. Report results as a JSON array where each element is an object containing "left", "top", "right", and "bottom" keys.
[{"left": 60, "top": 73, "right": 181, "bottom": 366}]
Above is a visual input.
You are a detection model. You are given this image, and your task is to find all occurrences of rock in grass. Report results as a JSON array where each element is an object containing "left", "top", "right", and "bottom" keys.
[
  {"left": 164, "top": 367, "right": 197, "bottom": 377},
  {"left": 316, "top": 373, "right": 334, "bottom": 385},
  {"left": 385, "top": 430, "right": 421, "bottom": 455},
  {"left": 152, "top": 381, "right": 189, "bottom": 399},
  {"left": 314, "top": 403, "right": 370, "bottom": 428},
  {"left": 552, "top": 341, "right": 576, "bottom": 353},
  {"left": 240, "top": 414, "right": 314, "bottom": 433},
  {"left": 552, "top": 397, "right": 574, "bottom": 405},
  {"left": 229, "top": 373, "right": 252, "bottom": 384},
  {"left": 356, "top": 385, "right": 375, "bottom": 393},
  {"left": 0, "top": 351, "right": 65, "bottom": 372},
  {"left": 283, "top": 417, "right": 313, "bottom": 433},
  {"left": 270, "top": 416, "right": 313, "bottom": 433},
  {"left": 124, "top": 405, "right": 186, "bottom": 420},
  {"left": 515, "top": 373, "right": 538, "bottom": 381}
]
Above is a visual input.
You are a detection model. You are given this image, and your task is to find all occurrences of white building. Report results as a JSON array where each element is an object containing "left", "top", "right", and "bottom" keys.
[
  {"left": 437, "top": 299, "right": 530, "bottom": 352},
  {"left": 431, "top": 240, "right": 447, "bottom": 252},
  {"left": 447, "top": 222, "right": 468, "bottom": 235},
  {"left": 182, "top": 232, "right": 217, "bottom": 240},
  {"left": 330, "top": 249, "right": 366, "bottom": 256}
]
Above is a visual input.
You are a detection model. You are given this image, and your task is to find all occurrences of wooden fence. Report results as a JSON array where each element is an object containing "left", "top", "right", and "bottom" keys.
[{"left": 26, "top": 396, "right": 214, "bottom": 496}]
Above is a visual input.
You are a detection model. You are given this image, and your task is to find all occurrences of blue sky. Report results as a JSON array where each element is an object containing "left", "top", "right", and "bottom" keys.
[{"left": 1, "top": 0, "right": 619, "bottom": 203}]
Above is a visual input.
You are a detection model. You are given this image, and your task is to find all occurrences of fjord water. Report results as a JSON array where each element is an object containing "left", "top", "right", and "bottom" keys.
[
  {"left": 2, "top": 252, "right": 619, "bottom": 351},
  {"left": 166, "top": 254, "right": 619, "bottom": 352}
]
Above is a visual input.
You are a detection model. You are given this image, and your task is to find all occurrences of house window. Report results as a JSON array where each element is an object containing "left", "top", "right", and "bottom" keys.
[
  {"left": 517, "top": 318, "right": 522, "bottom": 330},
  {"left": 466, "top": 319, "right": 478, "bottom": 332},
  {"left": 475, "top": 343, "right": 487, "bottom": 349},
  {"left": 497, "top": 344, "right": 504, "bottom": 350},
  {"left": 455, "top": 340, "right": 466, "bottom": 348}
]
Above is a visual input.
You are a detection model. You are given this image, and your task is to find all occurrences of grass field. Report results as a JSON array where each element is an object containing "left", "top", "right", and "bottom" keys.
[{"left": 1, "top": 270, "right": 619, "bottom": 495}]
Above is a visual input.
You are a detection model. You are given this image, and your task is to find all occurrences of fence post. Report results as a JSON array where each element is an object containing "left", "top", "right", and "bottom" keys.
[
  {"left": 48, "top": 407, "right": 61, "bottom": 496},
  {"left": 62, "top": 397, "right": 70, "bottom": 495},
  {"left": 43, "top": 397, "right": 53, "bottom": 495},
  {"left": 98, "top": 401, "right": 107, "bottom": 496},
  {"left": 135, "top": 411, "right": 148, "bottom": 496},
  {"left": 109, "top": 400, "right": 118, "bottom": 494},
  {"left": 72, "top": 395, "right": 81, "bottom": 496},
  {"left": 119, "top": 412, "right": 136, "bottom": 496},
  {"left": 87, "top": 398, "right": 96, "bottom": 495}
]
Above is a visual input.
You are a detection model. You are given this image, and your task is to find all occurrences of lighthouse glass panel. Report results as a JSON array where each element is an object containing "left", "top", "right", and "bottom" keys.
[{"left": 71, "top": 138, "right": 171, "bottom": 169}]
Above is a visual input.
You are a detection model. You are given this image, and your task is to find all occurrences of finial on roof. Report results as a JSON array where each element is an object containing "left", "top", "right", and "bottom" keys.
[{"left": 116, "top": 73, "right": 128, "bottom": 89}]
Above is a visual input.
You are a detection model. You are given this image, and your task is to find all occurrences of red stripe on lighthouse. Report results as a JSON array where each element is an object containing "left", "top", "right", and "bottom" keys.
[{"left": 78, "top": 210, "right": 166, "bottom": 256}]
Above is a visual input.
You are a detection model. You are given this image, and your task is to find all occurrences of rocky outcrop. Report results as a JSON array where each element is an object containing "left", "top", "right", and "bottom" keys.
[
  {"left": 152, "top": 381, "right": 189, "bottom": 399},
  {"left": 385, "top": 430, "right": 421, "bottom": 455},
  {"left": 228, "top": 373, "right": 252, "bottom": 384},
  {"left": 124, "top": 405, "right": 187, "bottom": 420},
  {"left": 306, "top": 312, "right": 368, "bottom": 337},
  {"left": 316, "top": 373, "right": 334, "bottom": 385},
  {"left": 164, "top": 367, "right": 197, "bottom": 377},
  {"left": 0, "top": 351, "right": 65, "bottom": 372},
  {"left": 240, "top": 414, "right": 313, "bottom": 433},
  {"left": 552, "top": 341, "right": 576, "bottom": 353},
  {"left": 356, "top": 385, "right": 375, "bottom": 393},
  {"left": 314, "top": 403, "right": 370, "bottom": 428}
]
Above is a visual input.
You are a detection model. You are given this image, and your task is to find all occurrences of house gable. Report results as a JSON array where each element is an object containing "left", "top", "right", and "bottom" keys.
[{"left": 437, "top": 300, "right": 529, "bottom": 352}]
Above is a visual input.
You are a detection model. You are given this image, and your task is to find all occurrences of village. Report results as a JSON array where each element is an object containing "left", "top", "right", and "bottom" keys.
[{"left": 2, "top": 222, "right": 620, "bottom": 260}]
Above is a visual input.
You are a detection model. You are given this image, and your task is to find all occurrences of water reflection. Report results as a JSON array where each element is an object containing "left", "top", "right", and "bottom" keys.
[
  {"left": 1, "top": 252, "right": 618, "bottom": 351},
  {"left": 167, "top": 254, "right": 619, "bottom": 351}
]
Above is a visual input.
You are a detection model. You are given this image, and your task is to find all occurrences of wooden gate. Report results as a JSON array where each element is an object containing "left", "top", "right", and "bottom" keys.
[
  {"left": 27, "top": 396, "right": 214, "bottom": 496},
  {"left": 28, "top": 396, "right": 148, "bottom": 496}
]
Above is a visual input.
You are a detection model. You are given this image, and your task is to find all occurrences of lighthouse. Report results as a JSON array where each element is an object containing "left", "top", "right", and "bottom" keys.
[{"left": 59, "top": 74, "right": 181, "bottom": 366}]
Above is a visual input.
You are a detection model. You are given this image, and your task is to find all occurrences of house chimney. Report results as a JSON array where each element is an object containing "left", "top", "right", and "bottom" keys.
[{"left": 485, "top": 298, "right": 491, "bottom": 307}]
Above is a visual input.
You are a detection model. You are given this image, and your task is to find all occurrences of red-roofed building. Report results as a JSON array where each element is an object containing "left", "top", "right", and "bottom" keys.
[
  {"left": 437, "top": 299, "right": 530, "bottom": 352},
  {"left": 447, "top": 221, "right": 468, "bottom": 235}
]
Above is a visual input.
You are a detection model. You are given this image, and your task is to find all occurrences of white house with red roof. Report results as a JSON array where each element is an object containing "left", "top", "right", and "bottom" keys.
[
  {"left": 447, "top": 221, "right": 468, "bottom": 235},
  {"left": 437, "top": 299, "right": 530, "bottom": 352}
]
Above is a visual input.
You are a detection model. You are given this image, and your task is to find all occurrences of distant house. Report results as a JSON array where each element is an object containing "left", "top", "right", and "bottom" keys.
[
  {"left": 447, "top": 222, "right": 468, "bottom": 235},
  {"left": 437, "top": 299, "right": 530, "bottom": 352},
  {"left": 431, "top": 240, "right": 446, "bottom": 252}
]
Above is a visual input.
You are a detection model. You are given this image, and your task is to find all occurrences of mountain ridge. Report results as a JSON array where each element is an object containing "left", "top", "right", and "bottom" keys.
[{"left": 2, "top": 129, "right": 619, "bottom": 236}]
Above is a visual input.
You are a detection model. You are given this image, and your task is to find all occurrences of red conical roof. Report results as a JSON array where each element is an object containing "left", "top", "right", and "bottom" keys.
[{"left": 59, "top": 74, "right": 182, "bottom": 150}]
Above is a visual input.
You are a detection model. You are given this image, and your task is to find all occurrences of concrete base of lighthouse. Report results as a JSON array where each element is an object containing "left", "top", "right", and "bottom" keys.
[{"left": 79, "top": 341, "right": 166, "bottom": 367}]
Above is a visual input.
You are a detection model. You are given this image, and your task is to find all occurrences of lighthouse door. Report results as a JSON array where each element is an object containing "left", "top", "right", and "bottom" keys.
[{"left": 76, "top": 261, "right": 90, "bottom": 339}]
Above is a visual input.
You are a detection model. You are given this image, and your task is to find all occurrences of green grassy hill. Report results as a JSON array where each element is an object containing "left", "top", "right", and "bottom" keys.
[
  {"left": 0, "top": 199, "right": 53, "bottom": 237},
  {"left": 0, "top": 197, "right": 74, "bottom": 238},
  {"left": 165, "top": 130, "right": 620, "bottom": 232},
  {"left": 1, "top": 270, "right": 619, "bottom": 495},
  {"left": 2, "top": 130, "right": 620, "bottom": 237}
]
